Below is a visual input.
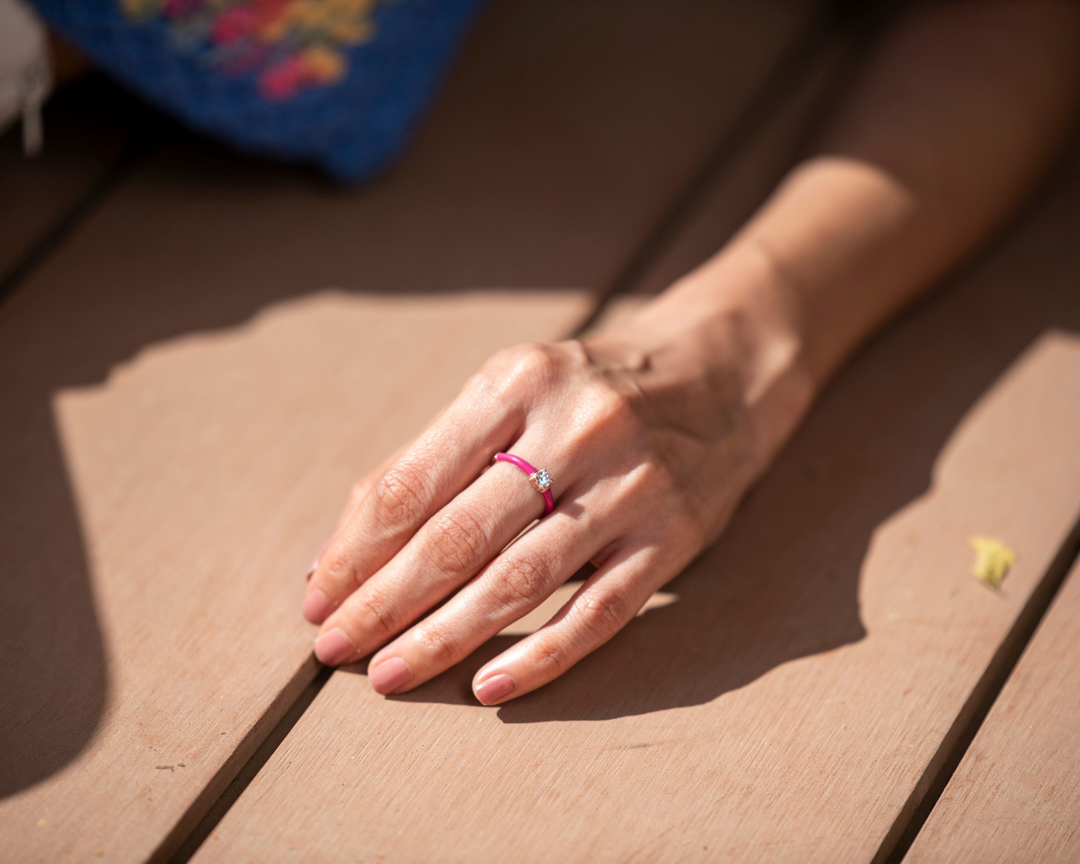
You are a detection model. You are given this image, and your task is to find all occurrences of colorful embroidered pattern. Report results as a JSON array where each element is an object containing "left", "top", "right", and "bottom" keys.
[
  {"left": 36, "top": 0, "right": 485, "bottom": 180},
  {"left": 120, "top": 0, "right": 388, "bottom": 101}
]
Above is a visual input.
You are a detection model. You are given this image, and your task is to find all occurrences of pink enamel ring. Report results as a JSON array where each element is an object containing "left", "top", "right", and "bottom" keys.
[{"left": 493, "top": 453, "right": 554, "bottom": 515}]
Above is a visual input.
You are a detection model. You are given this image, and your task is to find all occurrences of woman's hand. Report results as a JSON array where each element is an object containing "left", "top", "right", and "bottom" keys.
[
  {"left": 302, "top": 248, "right": 813, "bottom": 705},
  {"left": 294, "top": 0, "right": 1079, "bottom": 707}
]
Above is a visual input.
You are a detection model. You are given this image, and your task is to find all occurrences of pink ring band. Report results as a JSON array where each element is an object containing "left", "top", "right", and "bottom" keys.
[{"left": 493, "top": 452, "right": 554, "bottom": 515}]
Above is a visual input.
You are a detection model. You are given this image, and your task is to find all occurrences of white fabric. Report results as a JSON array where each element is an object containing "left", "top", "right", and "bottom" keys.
[{"left": 0, "top": 0, "right": 51, "bottom": 154}]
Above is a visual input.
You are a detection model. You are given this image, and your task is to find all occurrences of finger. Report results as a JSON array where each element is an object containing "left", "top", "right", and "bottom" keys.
[
  {"left": 308, "top": 393, "right": 459, "bottom": 577},
  {"left": 362, "top": 504, "right": 612, "bottom": 694},
  {"left": 312, "top": 447, "right": 568, "bottom": 665},
  {"left": 304, "top": 447, "right": 404, "bottom": 582},
  {"left": 471, "top": 544, "right": 671, "bottom": 704},
  {"left": 304, "top": 390, "right": 522, "bottom": 623}
]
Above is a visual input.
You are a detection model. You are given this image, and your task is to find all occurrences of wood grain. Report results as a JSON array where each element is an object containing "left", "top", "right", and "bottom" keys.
[
  {"left": 0, "top": 291, "right": 587, "bottom": 863},
  {"left": 905, "top": 556, "right": 1080, "bottom": 863},
  {"left": 0, "top": 1, "right": 820, "bottom": 860},
  {"left": 190, "top": 149, "right": 1080, "bottom": 862}
]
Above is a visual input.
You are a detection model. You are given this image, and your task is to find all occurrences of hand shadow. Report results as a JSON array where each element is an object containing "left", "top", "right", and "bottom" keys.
[
  {"left": 383, "top": 400, "right": 877, "bottom": 723},
  {"left": 0, "top": 77, "right": 166, "bottom": 800},
  {"left": 381, "top": 203, "right": 1080, "bottom": 721},
  {"left": 6, "top": 54, "right": 1080, "bottom": 797}
]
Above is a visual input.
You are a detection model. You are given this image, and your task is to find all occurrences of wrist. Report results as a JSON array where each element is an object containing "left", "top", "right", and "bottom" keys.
[{"left": 586, "top": 241, "right": 814, "bottom": 473}]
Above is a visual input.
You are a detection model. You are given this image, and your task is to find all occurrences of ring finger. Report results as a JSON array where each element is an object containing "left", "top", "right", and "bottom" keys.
[{"left": 313, "top": 447, "right": 569, "bottom": 665}]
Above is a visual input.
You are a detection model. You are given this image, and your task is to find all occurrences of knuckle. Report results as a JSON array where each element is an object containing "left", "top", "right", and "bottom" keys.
[
  {"left": 373, "top": 463, "right": 431, "bottom": 527},
  {"left": 463, "top": 367, "right": 499, "bottom": 404},
  {"left": 564, "top": 383, "right": 636, "bottom": 459},
  {"left": 596, "top": 378, "right": 633, "bottom": 415},
  {"left": 623, "top": 460, "right": 671, "bottom": 499},
  {"left": 352, "top": 591, "right": 401, "bottom": 640},
  {"left": 473, "top": 343, "right": 568, "bottom": 412},
  {"left": 347, "top": 480, "right": 367, "bottom": 509},
  {"left": 527, "top": 636, "right": 571, "bottom": 677},
  {"left": 576, "top": 590, "right": 630, "bottom": 644},
  {"left": 321, "top": 545, "right": 361, "bottom": 592},
  {"left": 413, "top": 620, "right": 463, "bottom": 667},
  {"left": 491, "top": 553, "right": 550, "bottom": 613},
  {"left": 676, "top": 505, "right": 710, "bottom": 552},
  {"left": 503, "top": 343, "right": 562, "bottom": 392},
  {"left": 426, "top": 508, "right": 489, "bottom": 576},
  {"left": 586, "top": 383, "right": 635, "bottom": 435}
]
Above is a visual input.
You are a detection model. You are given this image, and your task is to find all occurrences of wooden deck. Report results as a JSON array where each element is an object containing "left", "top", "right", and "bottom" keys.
[{"left": 3, "top": 2, "right": 1080, "bottom": 861}]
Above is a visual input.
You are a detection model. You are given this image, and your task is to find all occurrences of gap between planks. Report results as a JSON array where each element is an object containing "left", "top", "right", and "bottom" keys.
[
  {"left": 158, "top": 6, "right": 858, "bottom": 859},
  {"left": 571, "top": 0, "right": 889, "bottom": 336},
  {"left": 0, "top": 3, "right": 825, "bottom": 859},
  {"left": 158, "top": 3, "right": 1080, "bottom": 855},
  {"left": 168, "top": 665, "right": 333, "bottom": 864},
  {"left": 171, "top": 439, "right": 1080, "bottom": 864},
  {"left": 877, "top": 517, "right": 1080, "bottom": 864},
  {"left": 0, "top": 115, "right": 169, "bottom": 307}
]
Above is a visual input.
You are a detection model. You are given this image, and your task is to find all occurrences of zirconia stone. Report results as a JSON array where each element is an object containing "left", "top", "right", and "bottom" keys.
[{"left": 532, "top": 469, "right": 551, "bottom": 491}]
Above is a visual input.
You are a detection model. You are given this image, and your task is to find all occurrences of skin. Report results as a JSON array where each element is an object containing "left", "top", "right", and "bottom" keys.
[{"left": 303, "top": 0, "right": 1080, "bottom": 705}]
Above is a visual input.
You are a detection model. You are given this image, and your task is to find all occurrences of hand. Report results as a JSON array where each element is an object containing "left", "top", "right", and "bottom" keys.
[{"left": 302, "top": 252, "right": 812, "bottom": 705}]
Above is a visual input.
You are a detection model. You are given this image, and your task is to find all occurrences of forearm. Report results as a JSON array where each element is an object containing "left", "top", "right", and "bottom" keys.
[
  {"left": 748, "top": 0, "right": 1080, "bottom": 385},
  {"left": 605, "top": 0, "right": 1080, "bottom": 467},
  {"left": 305, "top": 1, "right": 1080, "bottom": 702}
]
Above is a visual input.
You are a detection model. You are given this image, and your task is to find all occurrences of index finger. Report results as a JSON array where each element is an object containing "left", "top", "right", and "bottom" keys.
[{"left": 303, "top": 379, "right": 521, "bottom": 624}]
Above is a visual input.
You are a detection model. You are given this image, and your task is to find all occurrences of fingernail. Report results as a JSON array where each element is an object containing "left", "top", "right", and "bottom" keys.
[
  {"left": 369, "top": 657, "right": 412, "bottom": 695},
  {"left": 305, "top": 535, "right": 334, "bottom": 581},
  {"left": 302, "top": 588, "right": 334, "bottom": 624},
  {"left": 474, "top": 673, "right": 515, "bottom": 705},
  {"left": 314, "top": 628, "right": 357, "bottom": 666}
]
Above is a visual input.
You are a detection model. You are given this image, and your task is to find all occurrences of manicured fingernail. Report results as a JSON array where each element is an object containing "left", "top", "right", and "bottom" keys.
[
  {"left": 314, "top": 628, "right": 357, "bottom": 666},
  {"left": 302, "top": 588, "right": 334, "bottom": 624},
  {"left": 306, "top": 534, "right": 335, "bottom": 581},
  {"left": 369, "top": 657, "right": 412, "bottom": 695},
  {"left": 474, "top": 673, "right": 515, "bottom": 705}
]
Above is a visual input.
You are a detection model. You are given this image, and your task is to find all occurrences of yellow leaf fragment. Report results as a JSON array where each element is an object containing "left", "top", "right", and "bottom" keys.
[{"left": 969, "top": 536, "right": 1015, "bottom": 589}]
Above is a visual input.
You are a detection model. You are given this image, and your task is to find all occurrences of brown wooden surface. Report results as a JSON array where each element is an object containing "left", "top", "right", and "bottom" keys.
[
  {"left": 0, "top": 1, "right": 822, "bottom": 860},
  {"left": 191, "top": 146, "right": 1080, "bottom": 862},
  {"left": 905, "top": 558, "right": 1080, "bottom": 863},
  {"left": 0, "top": 76, "right": 149, "bottom": 285},
  {"left": 1, "top": 291, "right": 588, "bottom": 864},
  {"left": 629, "top": 20, "right": 854, "bottom": 298}
]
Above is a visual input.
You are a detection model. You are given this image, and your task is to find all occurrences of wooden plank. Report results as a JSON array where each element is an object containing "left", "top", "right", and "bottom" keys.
[
  {"left": 0, "top": 75, "right": 149, "bottom": 286},
  {"left": 191, "top": 152, "right": 1080, "bottom": 862},
  {"left": 1, "top": 291, "right": 589, "bottom": 864},
  {"left": 905, "top": 556, "right": 1080, "bottom": 863},
  {"left": 586, "top": 20, "right": 855, "bottom": 332},
  {"left": 628, "top": 18, "right": 856, "bottom": 299},
  {"left": 0, "top": 1, "right": 821, "bottom": 860}
]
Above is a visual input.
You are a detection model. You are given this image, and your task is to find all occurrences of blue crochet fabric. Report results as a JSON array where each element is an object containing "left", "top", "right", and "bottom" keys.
[{"left": 30, "top": 0, "right": 486, "bottom": 182}]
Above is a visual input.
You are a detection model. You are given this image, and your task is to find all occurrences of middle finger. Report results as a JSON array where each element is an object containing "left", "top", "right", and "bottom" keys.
[{"left": 313, "top": 452, "right": 560, "bottom": 665}]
